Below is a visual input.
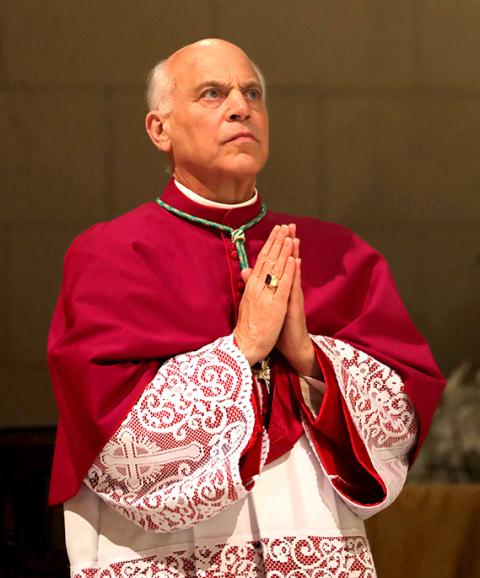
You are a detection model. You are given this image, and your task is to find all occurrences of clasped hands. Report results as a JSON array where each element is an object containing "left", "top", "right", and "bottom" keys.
[{"left": 234, "top": 224, "right": 322, "bottom": 379}]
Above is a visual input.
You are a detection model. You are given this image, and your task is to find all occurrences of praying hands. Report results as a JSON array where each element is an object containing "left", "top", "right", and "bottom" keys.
[{"left": 234, "top": 224, "right": 322, "bottom": 379}]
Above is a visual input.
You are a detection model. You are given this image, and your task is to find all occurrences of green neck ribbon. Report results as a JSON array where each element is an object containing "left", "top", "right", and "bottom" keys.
[{"left": 155, "top": 197, "right": 267, "bottom": 270}]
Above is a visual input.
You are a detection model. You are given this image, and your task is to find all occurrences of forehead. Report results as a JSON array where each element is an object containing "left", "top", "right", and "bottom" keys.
[{"left": 170, "top": 45, "right": 260, "bottom": 92}]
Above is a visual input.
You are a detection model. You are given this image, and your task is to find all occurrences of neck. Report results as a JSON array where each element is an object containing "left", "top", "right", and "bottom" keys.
[{"left": 172, "top": 169, "right": 256, "bottom": 204}]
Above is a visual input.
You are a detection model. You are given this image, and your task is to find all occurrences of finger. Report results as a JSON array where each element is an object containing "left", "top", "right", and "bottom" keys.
[
  {"left": 288, "top": 223, "right": 296, "bottom": 239},
  {"left": 255, "top": 225, "right": 289, "bottom": 278},
  {"left": 292, "top": 237, "right": 300, "bottom": 260},
  {"left": 292, "top": 257, "right": 302, "bottom": 296},
  {"left": 262, "top": 235, "right": 292, "bottom": 281},
  {"left": 265, "top": 224, "right": 289, "bottom": 265},
  {"left": 253, "top": 225, "right": 279, "bottom": 266},
  {"left": 241, "top": 267, "right": 253, "bottom": 283},
  {"left": 275, "top": 256, "right": 296, "bottom": 300},
  {"left": 263, "top": 233, "right": 298, "bottom": 283},
  {"left": 287, "top": 258, "right": 305, "bottom": 315},
  {"left": 251, "top": 226, "right": 279, "bottom": 278}
]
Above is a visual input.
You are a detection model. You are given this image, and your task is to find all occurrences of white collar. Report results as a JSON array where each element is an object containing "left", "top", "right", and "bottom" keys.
[{"left": 174, "top": 179, "right": 258, "bottom": 209}]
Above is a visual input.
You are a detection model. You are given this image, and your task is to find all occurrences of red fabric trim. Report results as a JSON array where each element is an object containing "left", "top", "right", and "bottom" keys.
[
  {"left": 294, "top": 343, "right": 385, "bottom": 506},
  {"left": 239, "top": 384, "right": 264, "bottom": 487},
  {"left": 221, "top": 231, "right": 239, "bottom": 323},
  {"left": 264, "top": 357, "right": 304, "bottom": 465},
  {"left": 48, "top": 361, "right": 158, "bottom": 505}
]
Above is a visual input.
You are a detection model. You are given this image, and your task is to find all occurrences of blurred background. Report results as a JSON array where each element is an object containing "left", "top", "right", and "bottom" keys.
[{"left": 0, "top": 1, "right": 479, "bottom": 577}]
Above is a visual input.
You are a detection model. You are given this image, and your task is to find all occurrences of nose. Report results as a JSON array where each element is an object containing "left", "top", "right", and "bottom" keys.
[{"left": 226, "top": 90, "right": 250, "bottom": 121}]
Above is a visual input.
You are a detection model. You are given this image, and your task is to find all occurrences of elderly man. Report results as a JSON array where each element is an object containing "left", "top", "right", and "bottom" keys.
[{"left": 48, "top": 39, "right": 445, "bottom": 578}]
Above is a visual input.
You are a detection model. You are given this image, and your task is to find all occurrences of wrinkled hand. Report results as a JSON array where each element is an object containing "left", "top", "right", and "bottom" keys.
[
  {"left": 234, "top": 225, "right": 295, "bottom": 366},
  {"left": 276, "top": 224, "right": 322, "bottom": 379}
]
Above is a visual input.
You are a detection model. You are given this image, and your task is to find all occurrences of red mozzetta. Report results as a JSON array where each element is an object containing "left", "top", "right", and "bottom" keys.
[{"left": 47, "top": 180, "right": 445, "bottom": 505}]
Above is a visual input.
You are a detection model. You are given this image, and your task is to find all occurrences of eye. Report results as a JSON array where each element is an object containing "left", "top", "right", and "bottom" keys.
[
  {"left": 202, "top": 88, "right": 222, "bottom": 100},
  {"left": 245, "top": 88, "right": 262, "bottom": 101}
]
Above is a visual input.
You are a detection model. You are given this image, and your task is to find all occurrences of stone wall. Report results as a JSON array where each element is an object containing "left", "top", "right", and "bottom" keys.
[{"left": 1, "top": 1, "right": 479, "bottom": 426}]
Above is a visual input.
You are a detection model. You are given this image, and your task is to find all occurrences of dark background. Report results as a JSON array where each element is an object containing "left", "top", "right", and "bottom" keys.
[
  {"left": 1, "top": 3, "right": 479, "bottom": 577},
  {"left": 0, "top": 1, "right": 478, "bottom": 435}
]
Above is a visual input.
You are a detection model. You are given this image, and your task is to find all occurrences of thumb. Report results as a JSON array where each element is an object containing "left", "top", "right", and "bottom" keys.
[{"left": 241, "top": 267, "right": 253, "bottom": 283}]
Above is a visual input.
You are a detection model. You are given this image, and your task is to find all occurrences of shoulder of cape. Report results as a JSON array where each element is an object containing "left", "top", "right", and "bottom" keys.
[
  {"left": 266, "top": 209, "right": 355, "bottom": 239},
  {"left": 65, "top": 202, "right": 162, "bottom": 259},
  {"left": 265, "top": 209, "right": 383, "bottom": 263}
]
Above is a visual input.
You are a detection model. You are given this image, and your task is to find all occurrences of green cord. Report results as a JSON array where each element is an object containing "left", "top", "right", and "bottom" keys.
[{"left": 155, "top": 197, "right": 267, "bottom": 270}]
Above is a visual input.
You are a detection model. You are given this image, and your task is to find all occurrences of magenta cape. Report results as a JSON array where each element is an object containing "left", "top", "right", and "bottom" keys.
[{"left": 48, "top": 180, "right": 445, "bottom": 504}]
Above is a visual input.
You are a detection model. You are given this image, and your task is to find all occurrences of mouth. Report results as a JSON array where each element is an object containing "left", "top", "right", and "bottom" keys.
[{"left": 225, "top": 132, "right": 258, "bottom": 143}]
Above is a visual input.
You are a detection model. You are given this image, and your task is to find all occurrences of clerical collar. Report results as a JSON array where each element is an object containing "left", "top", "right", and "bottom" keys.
[
  {"left": 174, "top": 179, "right": 258, "bottom": 209},
  {"left": 159, "top": 179, "right": 264, "bottom": 231},
  {"left": 157, "top": 179, "right": 266, "bottom": 270}
]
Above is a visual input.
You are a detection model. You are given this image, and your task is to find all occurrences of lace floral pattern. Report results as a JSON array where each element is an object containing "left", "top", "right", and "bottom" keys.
[
  {"left": 310, "top": 335, "right": 418, "bottom": 512},
  {"left": 85, "top": 334, "right": 263, "bottom": 533},
  {"left": 71, "top": 535, "right": 376, "bottom": 578},
  {"left": 313, "top": 336, "right": 417, "bottom": 452}
]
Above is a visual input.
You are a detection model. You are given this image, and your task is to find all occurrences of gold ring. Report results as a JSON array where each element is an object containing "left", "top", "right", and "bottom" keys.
[{"left": 265, "top": 273, "right": 280, "bottom": 289}]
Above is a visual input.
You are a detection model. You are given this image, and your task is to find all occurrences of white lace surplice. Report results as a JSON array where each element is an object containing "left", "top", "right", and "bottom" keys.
[{"left": 64, "top": 333, "right": 417, "bottom": 578}]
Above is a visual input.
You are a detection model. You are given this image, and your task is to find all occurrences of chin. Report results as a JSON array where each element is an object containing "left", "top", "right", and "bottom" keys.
[{"left": 221, "top": 155, "right": 267, "bottom": 177}]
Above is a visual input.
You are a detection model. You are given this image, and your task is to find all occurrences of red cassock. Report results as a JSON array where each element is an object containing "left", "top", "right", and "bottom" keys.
[{"left": 47, "top": 179, "right": 445, "bottom": 506}]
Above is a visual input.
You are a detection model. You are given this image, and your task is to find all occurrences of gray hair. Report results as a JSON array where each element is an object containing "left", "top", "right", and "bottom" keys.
[
  {"left": 146, "top": 59, "right": 172, "bottom": 115},
  {"left": 146, "top": 59, "right": 267, "bottom": 114}
]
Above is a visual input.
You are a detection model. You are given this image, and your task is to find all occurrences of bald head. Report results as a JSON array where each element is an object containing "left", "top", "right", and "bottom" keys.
[
  {"left": 146, "top": 39, "right": 266, "bottom": 114},
  {"left": 144, "top": 38, "right": 269, "bottom": 198}
]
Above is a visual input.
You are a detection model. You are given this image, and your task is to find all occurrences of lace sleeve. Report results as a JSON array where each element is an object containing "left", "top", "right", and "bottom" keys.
[
  {"left": 304, "top": 335, "right": 418, "bottom": 519},
  {"left": 84, "top": 333, "right": 268, "bottom": 532}
]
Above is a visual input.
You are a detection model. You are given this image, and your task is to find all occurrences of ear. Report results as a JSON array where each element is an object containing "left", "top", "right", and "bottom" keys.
[{"left": 145, "top": 111, "right": 172, "bottom": 153}]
